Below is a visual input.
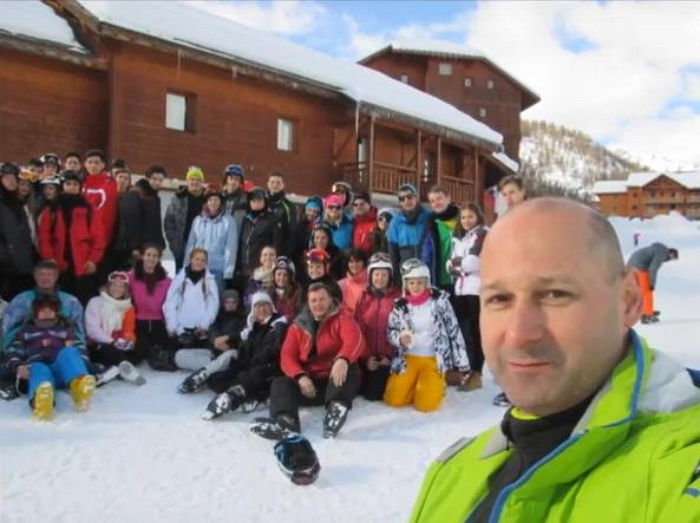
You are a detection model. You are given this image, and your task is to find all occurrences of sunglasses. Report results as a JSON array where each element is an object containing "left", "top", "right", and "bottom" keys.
[{"left": 398, "top": 194, "right": 415, "bottom": 202}]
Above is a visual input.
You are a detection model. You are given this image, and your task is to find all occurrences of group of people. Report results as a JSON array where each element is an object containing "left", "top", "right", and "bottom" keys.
[{"left": 0, "top": 149, "right": 514, "bottom": 429}]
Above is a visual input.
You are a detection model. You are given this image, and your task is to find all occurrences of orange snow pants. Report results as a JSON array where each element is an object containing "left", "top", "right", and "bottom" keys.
[
  {"left": 634, "top": 269, "right": 654, "bottom": 316},
  {"left": 383, "top": 355, "right": 445, "bottom": 412}
]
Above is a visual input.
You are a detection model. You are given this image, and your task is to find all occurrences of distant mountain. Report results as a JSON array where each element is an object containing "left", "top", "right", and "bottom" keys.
[{"left": 519, "top": 120, "right": 648, "bottom": 196}]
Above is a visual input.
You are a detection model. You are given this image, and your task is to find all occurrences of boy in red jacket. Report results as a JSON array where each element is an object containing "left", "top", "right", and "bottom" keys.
[
  {"left": 251, "top": 281, "right": 365, "bottom": 440},
  {"left": 81, "top": 149, "right": 118, "bottom": 247}
]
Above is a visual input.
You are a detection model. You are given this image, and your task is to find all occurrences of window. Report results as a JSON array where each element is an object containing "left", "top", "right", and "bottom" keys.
[
  {"left": 400, "top": 74, "right": 409, "bottom": 83},
  {"left": 277, "top": 118, "right": 295, "bottom": 151},
  {"left": 165, "top": 92, "right": 196, "bottom": 132},
  {"left": 479, "top": 107, "right": 487, "bottom": 117},
  {"left": 464, "top": 77, "right": 472, "bottom": 87},
  {"left": 438, "top": 62, "right": 452, "bottom": 76},
  {"left": 486, "top": 80, "right": 494, "bottom": 89}
]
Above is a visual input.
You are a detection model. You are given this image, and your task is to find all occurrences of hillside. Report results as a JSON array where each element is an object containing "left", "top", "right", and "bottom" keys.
[{"left": 520, "top": 120, "right": 648, "bottom": 195}]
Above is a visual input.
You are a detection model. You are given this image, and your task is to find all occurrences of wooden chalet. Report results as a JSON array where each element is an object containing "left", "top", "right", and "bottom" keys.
[
  {"left": 0, "top": 0, "right": 525, "bottom": 205},
  {"left": 593, "top": 172, "right": 700, "bottom": 219}
]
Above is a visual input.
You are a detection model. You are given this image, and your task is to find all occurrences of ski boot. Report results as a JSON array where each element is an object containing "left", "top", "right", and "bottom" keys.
[
  {"left": 148, "top": 345, "right": 177, "bottom": 372},
  {"left": 202, "top": 385, "right": 245, "bottom": 420},
  {"left": 641, "top": 315, "right": 659, "bottom": 325},
  {"left": 33, "top": 381, "right": 54, "bottom": 421},
  {"left": 118, "top": 361, "right": 146, "bottom": 386},
  {"left": 70, "top": 375, "right": 96, "bottom": 412},
  {"left": 322, "top": 400, "right": 349, "bottom": 439},
  {"left": 250, "top": 414, "right": 300, "bottom": 441},
  {"left": 178, "top": 367, "right": 208, "bottom": 394},
  {"left": 96, "top": 365, "right": 121, "bottom": 388},
  {"left": 0, "top": 381, "right": 20, "bottom": 401}
]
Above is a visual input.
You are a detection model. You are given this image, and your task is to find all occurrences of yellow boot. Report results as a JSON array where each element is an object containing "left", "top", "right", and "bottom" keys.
[
  {"left": 70, "top": 375, "right": 96, "bottom": 412},
  {"left": 33, "top": 381, "right": 54, "bottom": 421}
]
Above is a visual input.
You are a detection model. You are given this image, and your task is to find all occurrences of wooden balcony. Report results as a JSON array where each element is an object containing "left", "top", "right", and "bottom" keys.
[{"left": 339, "top": 162, "right": 476, "bottom": 204}]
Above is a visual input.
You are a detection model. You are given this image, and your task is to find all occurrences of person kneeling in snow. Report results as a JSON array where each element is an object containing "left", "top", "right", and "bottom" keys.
[
  {"left": 3, "top": 294, "right": 95, "bottom": 420},
  {"left": 384, "top": 258, "right": 469, "bottom": 412},
  {"left": 85, "top": 271, "right": 145, "bottom": 386},
  {"left": 250, "top": 282, "right": 366, "bottom": 440},
  {"left": 201, "top": 291, "right": 287, "bottom": 419},
  {"left": 176, "top": 289, "right": 245, "bottom": 394}
]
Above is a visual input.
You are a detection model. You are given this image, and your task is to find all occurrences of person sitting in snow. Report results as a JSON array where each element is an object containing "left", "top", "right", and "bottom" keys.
[
  {"left": 384, "top": 258, "right": 469, "bottom": 413},
  {"left": 175, "top": 289, "right": 245, "bottom": 394},
  {"left": 199, "top": 291, "right": 287, "bottom": 419},
  {"left": 85, "top": 271, "right": 145, "bottom": 386},
  {"left": 250, "top": 282, "right": 365, "bottom": 440},
  {"left": 3, "top": 294, "right": 95, "bottom": 420}
]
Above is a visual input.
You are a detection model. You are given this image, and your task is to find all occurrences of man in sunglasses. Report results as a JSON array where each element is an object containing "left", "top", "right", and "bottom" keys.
[
  {"left": 321, "top": 194, "right": 353, "bottom": 251},
  {"left": 387, "top": 183, "right": 430, "bottom": 276}
]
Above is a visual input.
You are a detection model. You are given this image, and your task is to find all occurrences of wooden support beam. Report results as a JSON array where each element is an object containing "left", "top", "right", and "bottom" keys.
[
  {"left": 333, "top": 126, "right": 356, "bottom": 162},
  {"left": 416, "top": 130, "right": 423, "bottom": 188},
  {"left": 369, "top": 116, "right": 375, "bottom": 194},
  {"left": 436, "top": 136, "right": 442, "bottom": 189}
]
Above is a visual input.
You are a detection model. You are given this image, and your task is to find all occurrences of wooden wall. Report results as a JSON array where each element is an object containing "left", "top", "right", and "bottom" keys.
[
  {"left": 0, "top": 48, "right": 108, "bottom": 163},
  {"left": 107, "top": 42, "right": 342, "bottom": 194}
]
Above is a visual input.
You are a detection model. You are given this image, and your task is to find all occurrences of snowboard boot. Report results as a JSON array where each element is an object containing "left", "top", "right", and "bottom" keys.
[
  {"left": 96, "top": 365, "right": 121, "bottom": 388},
  {"left": 458, "top": 371, "right": 482, "bottom": 392},
  {"left": 0, "top": 381, "right": 20, "bottom": 401},
  {"left": 493, "top": 392, "right": 511, "bottom": 407},
  {"left": 32, "top": 381, "right": 54, "bottom": 421},
  {"left": 70, "top": 375, "right": 96, "bottom": 412},
  {"left": 147, "top": 345, "right": 177, "bottom": 372},
  {"left": 118, "top": 361, "right": 146, "bottom": 386},
  {"left": 322, "top": 400, "right": 349, "bottom": 439},
  {"left": 241, "top": 399, "right": 264, "bottom": 414},
  {"left": 201, "top": 384, "right": 245, "bottom": 420},
  {"left": 178, "top": 367, "right": 209, "bottom": 394},
  {"left": 250, "top": 414, "right": 300, "bottom": 441}
]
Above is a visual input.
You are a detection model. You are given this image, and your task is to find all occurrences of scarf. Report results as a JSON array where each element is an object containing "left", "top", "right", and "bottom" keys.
[
  {"left": 99, "top": 290, "right": 132, "bottom": 337},
  {"left": 402, "top": 205, "right": 423, "bottom": 225},
  {"left": 406, "top": 289, "right": 431, "bottom": 306},
  {"left": 185, "top": 266, "right": 206, "bottom": 285}
]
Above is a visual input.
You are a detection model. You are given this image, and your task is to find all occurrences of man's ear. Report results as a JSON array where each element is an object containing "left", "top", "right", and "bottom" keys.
[{"left": 622, "top": 269, "right": 642, "bottom": 327}]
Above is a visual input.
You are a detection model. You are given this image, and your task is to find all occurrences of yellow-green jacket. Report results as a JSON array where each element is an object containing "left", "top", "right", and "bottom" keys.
[{"left": 411, "top": 331, "right": 700, "bottom": 523}]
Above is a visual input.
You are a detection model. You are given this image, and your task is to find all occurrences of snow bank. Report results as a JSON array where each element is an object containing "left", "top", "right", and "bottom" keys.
[{"left": 0, "top": 0, "right": 87, "bottom": 53}]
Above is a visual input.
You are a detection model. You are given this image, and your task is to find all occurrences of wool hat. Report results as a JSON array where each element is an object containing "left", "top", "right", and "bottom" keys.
[
  {"left": 224, "top": 164, "right": 244, "bottom": 179},
  {"left": 378, "top": 207, "right": 398, "bottom": 220},
  {"left": 0, "top": 163, "right": 19, "bottom": 177},
  {"left": 40, "top": 153, "right": 60, "bottom": 166},
  {"left": 323, "top": 193, "right": 344, "bottom": 209},
  {"left": 61, "top": 170, "right": 83, "bottom": 186},
  {"left": 186, "top": 166, "right": 205, "bottom": 181},
  {"left": 304, "top": 196, "right": 323, "bottom": 211},
  {"left": 250, "top": 290, "right": 276, "bottom": 312},
  {"left": 398, "top": 183, "right": 419, "bottom": 196},
  {"left": 353, "top": 191, "right": 371, "bottom": 204},
  {"left": 222, "top": 289, "right": 240, "bottom": 302},
  {"left": 248, "top": 186, "right": 268, "bottom": 202}
]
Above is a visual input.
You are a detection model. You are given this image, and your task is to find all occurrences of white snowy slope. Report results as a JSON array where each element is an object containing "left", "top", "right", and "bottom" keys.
[
  {"left": 1, "top": 213, "right": 699, "bottom": 522},
  {"left": 0, "top": 0, "right": 87, "bottom": 53}
]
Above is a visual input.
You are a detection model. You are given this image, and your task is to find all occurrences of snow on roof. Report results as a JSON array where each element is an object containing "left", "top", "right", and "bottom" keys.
[
  {"left": 0, "top": 0, "right": 87, "bottom": 53},
  {"left": 491, "top": 151, "right": 519, "bottom": 173},
  {"left": 627, "top": 171, "right": 661, "bottom": 187},
  {"left": 592, "top": 180, "right": 628, "bottom": 194},
  {"left": 367, "top": 39, "right": 540, "bottom": 102},
  {"left": 77, "top": 1, "right": 502, "bottom": 148}
]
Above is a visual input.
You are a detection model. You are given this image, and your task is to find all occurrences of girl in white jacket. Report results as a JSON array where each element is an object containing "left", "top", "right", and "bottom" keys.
[
  {"left": 163, "top": 248, "right": 219, "bottom": 358},
  {"left": 447, "top": 203, "right": 488, "bottom": 391}
]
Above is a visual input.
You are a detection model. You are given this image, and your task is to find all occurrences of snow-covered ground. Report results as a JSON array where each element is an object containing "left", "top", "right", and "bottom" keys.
[{"left": 1, "top": 214, "right": 699, "bottom": 522}]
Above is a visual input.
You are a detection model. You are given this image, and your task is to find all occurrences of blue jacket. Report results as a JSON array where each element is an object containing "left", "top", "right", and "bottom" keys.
[
  {"left": 184, "top": 211, "right": 238, "bottom": 279},
  {"left": 322, "top": 214, "right": 354, "bottom": 252},
  {"left": 387, "top": 206, "right": 430, "bottom": 275}
]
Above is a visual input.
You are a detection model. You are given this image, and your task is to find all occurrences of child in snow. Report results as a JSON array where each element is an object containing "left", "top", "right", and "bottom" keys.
[
  {"left": 3, "top": 294, "right": 95, "bottom": 420},
  {"left": 447, "top": 203, "right": 488, "bottom": 391},
  {"left": 163, "top": 248, "right": 219, "bottom": 368},
  {"left": 354, "top": 252, "right": 401, "bottom": 401},
  {"left": 176, "top": 289, "right": 245, "bottom": 392},
  {"left": 85, "top": 271, "right": 145, "bottom": 386},
  {"left": 384, "top": 258, "right": 469, "bottom": 412}
]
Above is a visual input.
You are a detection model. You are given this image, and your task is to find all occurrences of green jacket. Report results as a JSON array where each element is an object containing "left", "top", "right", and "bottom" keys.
[{"left": 411, "top": 330, "right": 700, "bottom": 523}]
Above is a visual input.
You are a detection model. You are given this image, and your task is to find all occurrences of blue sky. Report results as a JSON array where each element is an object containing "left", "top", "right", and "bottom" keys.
[{"left": 192, "top": 0, "right": 700, "bottom": 169}]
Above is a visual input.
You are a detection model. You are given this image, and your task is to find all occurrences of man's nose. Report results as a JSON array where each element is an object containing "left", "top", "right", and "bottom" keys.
[{"left": 506, "top": 300, "right": 545, "bottom": 348}]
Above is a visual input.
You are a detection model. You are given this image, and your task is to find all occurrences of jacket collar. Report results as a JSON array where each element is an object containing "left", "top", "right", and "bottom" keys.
[{"left": 294, "top": 303, "right": 340, "bottom": 332}]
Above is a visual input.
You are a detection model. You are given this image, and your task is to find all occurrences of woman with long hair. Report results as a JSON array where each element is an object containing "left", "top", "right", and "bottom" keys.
[
  {"left": 308, "top": 223, "right": 344, "bottom": 280},
  {"left": 272, "top": 256, "right": 301, "bottom": 321},
  {"left": 337, "top": 249, "right": 368, "bottom": 314},
  {"left": 448, "top": 203, "right": 488, "bottom": 391}
]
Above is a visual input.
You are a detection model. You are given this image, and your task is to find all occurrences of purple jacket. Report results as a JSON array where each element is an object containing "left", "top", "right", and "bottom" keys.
[
  {"left": 128, "top": 271, "right": 171, "bottom": 321},
  {"left": 4, "top": 318, "right": 83, "bottom": 373}
]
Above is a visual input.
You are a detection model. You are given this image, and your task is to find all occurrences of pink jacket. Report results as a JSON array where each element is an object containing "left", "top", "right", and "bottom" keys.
[
  {"left": 338, "top": 270, "right": 368, "bottom": 315},
  {"left": 128, "top": 271, "right": 172, "bottom": 321}
]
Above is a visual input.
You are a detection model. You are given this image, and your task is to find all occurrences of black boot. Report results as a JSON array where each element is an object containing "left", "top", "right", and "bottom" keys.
[
  {"left": 323, "top": 400, "right": 349, "bottom": 439},
  {"left": 202, "top": 384, "right": 245, "bottom": 420},
  {"left": 178, "top": 367, "right": 209, "bottom": 394},
  {"left": 148, "top": 345, "right": 177, "bottom": 372},
  {"left": 250, "top": 413, "right": 300, "bottom": 441}
]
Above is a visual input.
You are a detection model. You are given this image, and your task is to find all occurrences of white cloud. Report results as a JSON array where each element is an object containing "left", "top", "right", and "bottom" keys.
[
  {"left": 184, "top": 0, "right": 326, "bottom": 36},
  {"left": 340, "top": 1, "right": 700, "bottom": 169}
]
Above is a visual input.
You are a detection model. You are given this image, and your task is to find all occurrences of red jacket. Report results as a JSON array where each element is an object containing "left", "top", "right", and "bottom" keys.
[
  {"left": 38, "top": 203, "right": 105, "bottom": 276},
  {"left": 352, "top": 207, "right": 377, "bottom": 255},
  {"left": 354, "top": 286, "right": 401, "bottom": 360},
  {"left": 82, "top": 172, "right": 118, "bottom": 244},
  {"left": 280, "top": 306, "right": 366, "bottom": 379}
]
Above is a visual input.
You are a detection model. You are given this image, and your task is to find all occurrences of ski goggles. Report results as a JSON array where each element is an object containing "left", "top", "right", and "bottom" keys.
[
  {"left": 108, "top": 271, "right": 129, "bottom": 283},
  {"left": 305, "top": 250, "right": 330, "bottom": 264}
]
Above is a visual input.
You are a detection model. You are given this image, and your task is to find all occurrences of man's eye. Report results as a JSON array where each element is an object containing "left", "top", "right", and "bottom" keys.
[
  {"left": 542, "top": 290, "right": 573, "bottom": 300},
  {"left": 485, "top": 294, "right": 511, "bottom": 305}
]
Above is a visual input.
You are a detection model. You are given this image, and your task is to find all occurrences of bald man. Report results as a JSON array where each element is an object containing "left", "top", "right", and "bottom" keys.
[{"left": 411, "top": 198, "right": 700, "bottom": 523}]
